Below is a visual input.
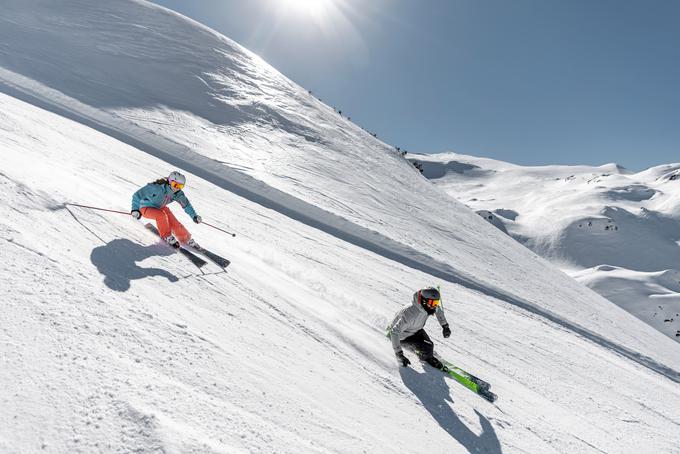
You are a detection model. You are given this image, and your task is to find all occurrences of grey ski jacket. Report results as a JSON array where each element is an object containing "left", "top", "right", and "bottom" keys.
[{"left": 388, "top": 292, "right": 449, "bottom": 354}]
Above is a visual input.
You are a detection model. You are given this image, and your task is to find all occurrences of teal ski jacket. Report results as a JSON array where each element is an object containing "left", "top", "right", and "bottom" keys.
[{"left": 131, "top": 182, "right": 197, "bottom": 219}]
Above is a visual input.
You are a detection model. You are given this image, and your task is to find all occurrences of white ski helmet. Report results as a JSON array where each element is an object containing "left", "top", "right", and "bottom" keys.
[{"left": 168, "top": 171, "right": 186, "bottom": 188}]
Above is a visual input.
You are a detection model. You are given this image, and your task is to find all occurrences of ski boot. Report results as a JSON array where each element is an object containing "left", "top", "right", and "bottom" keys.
[
  {"left": 427, "top": 356, "right": 449, "bottom": 373},
  {"left": 165, "top": 235, "right": 180, "bottom": 249}
]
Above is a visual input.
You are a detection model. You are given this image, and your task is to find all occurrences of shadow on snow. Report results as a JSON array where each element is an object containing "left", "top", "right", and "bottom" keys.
[
  {"left": 90, "top": 238, "right": 178, "bottom": 292},
  {"left": 400, "top": 367, "right": 502, "bottom": 454}
]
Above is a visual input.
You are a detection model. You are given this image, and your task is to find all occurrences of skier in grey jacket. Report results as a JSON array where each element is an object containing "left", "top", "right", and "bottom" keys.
[{"left": 388, "top": 287, "right": 451, "bottom": 370}]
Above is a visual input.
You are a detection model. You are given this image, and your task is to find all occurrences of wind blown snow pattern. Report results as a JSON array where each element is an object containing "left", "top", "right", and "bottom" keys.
[
  {"left": 1, "top": 1, "right": 679, "bottom": 453},
  {"left": 412, "top": 152, "right": 680, "bottom": 344}
]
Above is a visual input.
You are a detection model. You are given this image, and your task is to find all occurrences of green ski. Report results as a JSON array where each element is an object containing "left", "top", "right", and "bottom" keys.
[
  {"left": 440, "top": 360, "right": 497, "bottom": 403},
  {"left": 386, "top": 331, "right": 498, "bottom": 402}
]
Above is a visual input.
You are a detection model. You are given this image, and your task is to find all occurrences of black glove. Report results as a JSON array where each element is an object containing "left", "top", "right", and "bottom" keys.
[
  {"left": 396, "top": 351, "right": 411, "bottom": 367},
  {"left": 193, "top": 215, "right": 202, "bottom": 224},
  {"left": 442, "top": 324, "right": 451, "bottom": 338},
  {"left": 131, "top": 210, "right": 141, "bottom": 220}
]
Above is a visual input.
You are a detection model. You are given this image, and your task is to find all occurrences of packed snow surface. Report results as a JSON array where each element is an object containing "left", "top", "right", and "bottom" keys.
[
  {"left": 1, "top": 1, "right": 680, "bottom": 453},
  {"left": 411, "top": 151, "right": 680, "bottom": 343}
]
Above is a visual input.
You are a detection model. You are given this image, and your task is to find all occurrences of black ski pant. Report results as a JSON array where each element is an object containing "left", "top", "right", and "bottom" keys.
[{"left": 402, "top": 329, "right": 442, "bottom": 369}]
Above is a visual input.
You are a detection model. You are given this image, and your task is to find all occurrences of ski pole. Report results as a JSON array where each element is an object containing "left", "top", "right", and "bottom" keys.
[
  {"left": 202, "top": 221, "right": 236, "bottom": 237},
  {"left": 65, "top": 203, "right": 130, "bottom": 215}
]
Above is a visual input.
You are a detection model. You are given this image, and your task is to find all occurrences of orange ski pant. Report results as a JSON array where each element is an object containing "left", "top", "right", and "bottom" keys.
[{"left": 141, "top": 206, "right": 191, "bottom": 243}]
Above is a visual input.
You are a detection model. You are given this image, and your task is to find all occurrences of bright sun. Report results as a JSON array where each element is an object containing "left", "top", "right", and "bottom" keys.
[
  {"left": 265, "top": 0, "right": 363, "bottom": 54},
  {"left": 277, "top": 0, "right": 337, "bottom": 21}
]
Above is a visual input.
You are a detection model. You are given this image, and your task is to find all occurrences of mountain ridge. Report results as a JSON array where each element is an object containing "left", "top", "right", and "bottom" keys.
[{"left": 413, "top": 151, "right": 680, "bottom": 343}]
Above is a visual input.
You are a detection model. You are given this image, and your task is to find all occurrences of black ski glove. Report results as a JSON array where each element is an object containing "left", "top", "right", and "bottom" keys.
[
  {"left": 442, "top": 324, "right": 451, "bottom": 338},
  {"left": 193, "top": 215, "right": 202, "bottom": 224},
  {"left": 396, "top": 351, "right": 411, "bottom": 367},
  {"left": 131, "top": 210, "right": 141, "bottom": 220}
]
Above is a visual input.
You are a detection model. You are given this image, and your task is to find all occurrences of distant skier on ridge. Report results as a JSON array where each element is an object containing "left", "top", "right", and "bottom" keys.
[
  {"left": 131, "top": 171, "right": 202, "bottom": 248},
  {"left": 387, "top": 287, "right": 451, "bottom": 371}
]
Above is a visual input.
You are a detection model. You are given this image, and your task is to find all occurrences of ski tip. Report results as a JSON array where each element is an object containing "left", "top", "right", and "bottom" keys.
[{"left": 481, "top": 391, "right": 498, "bottom": 403}]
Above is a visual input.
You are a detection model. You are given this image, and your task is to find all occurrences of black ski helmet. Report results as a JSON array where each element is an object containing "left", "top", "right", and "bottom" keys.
[{"left": 419, "top": 287, "right": 441, "bottom": 314}]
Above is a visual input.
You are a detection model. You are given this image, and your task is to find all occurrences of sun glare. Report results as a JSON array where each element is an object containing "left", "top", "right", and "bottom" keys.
[
  {"left": 277, "top": 0, "right": 337, "bottom": 22},
  {"left": 265, "top": 0, "right": 366, "bottom": 61}
]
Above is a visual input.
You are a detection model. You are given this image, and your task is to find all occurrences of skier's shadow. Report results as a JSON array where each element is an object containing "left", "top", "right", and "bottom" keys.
[
  {"left": 91, "top": 238, "right": 179, "bottom": 292},
  {"left": 400, "top": 366, "right": 502, "bottom": 454}
]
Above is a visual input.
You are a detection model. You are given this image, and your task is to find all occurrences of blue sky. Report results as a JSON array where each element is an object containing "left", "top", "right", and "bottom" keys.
[{"left": 151, "top": 0, "right": 680, "bottom": 170}]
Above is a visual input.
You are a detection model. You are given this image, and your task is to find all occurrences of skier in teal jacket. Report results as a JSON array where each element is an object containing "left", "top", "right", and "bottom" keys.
[{"left": 131, "top": 171, "right": 201, "bottom": 248}]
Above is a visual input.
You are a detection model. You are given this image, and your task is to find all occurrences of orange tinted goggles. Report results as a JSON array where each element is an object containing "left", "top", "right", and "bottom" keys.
[
  {"left": 423, "top": 298, "right": 440, "bottom": 308},
  {"left": 170, "top": 180, "right": 185, "bottom": 190}
]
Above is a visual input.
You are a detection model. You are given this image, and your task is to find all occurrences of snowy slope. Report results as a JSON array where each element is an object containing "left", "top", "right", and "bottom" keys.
[
  {"left": 411, "top": 151, "right": 680, "bottom": 343},
  {"left": 2, "top": 0, "right": 677, "bottom": 370},
  {"left": 1, "top": 1, "right": 680, "bottom": 453}
]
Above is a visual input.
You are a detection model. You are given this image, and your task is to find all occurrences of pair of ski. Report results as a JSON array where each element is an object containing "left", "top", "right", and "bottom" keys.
[
  {"left": 145, "top": 223, "right": 230, "bottom": 269},
  {"left": 439, "top": 360, "right": 497, "bottom": 403}
]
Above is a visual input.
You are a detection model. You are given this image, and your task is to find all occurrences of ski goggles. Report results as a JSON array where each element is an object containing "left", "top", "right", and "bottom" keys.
[
  {"left": 421, "top": 296, "right": 441, "bottom": 309},
  {"left": 170, "top": 180, "right": 185, "bottom": 190}
]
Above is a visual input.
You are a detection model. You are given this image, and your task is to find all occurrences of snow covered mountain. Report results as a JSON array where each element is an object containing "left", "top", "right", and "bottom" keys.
[
  {"left": 1, "top": 1, "right": 679, "bottom": 452},
  {"left": 409, "top": 152, "right": 680, "bottom": 345}
]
